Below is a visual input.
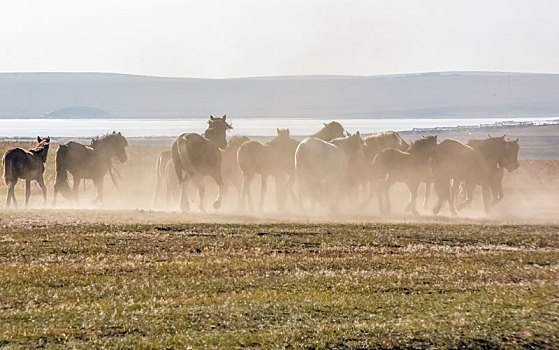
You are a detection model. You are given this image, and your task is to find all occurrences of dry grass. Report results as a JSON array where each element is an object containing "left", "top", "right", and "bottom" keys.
[{"left": 0, "top": 210, "right": 558, "bottom": 348}]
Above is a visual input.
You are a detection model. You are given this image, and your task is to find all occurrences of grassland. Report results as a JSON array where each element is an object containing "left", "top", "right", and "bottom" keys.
[{"left": 0, "top": 210, "right": 557, "bottom": 348}]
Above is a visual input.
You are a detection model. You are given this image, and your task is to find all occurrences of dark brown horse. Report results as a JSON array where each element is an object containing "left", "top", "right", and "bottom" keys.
[
  {"left": 53, "top": 131, "right": 128, "bottom": 205},
  {"left": 236, "top": 129, "right": 299, "bottom": 211},
  {"left": 430, "top": 139, "right": 491, "bottom": 216},
  {"left": 312, "top": 121, "right": 345, "bottom": 141},
  {"left": 457, "top": 136, "right": 519, "bottom": 209},
  {"left": 171, "top": 115, "right": 232, "bottom": 212},
  {"left": 370, "top": 135, "right": 438, "bottom": 215},
  {"left": 3, "top": 136, "right": 50, "bottom": 207}
]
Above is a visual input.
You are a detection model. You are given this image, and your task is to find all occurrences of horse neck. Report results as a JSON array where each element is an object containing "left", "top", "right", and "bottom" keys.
[
  {"left": 203, "top": 127, "right": 226, "bottom": 146},
  {"left": 31, "top": 148, "right": 48, "bottom": 163},
  {"left": 92, "top": 142, "right": 116, "bottom": 162},
  {"left": 312, "top": 129, "right": 333, "bottom": 141},
  {"left": 479, "top": 141, "right": 506, "bottom": 165}
]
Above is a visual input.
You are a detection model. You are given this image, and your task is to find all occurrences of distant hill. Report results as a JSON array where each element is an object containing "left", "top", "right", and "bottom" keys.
[{"left": 0, "top": 71, "right": 559, "bottom": 118}]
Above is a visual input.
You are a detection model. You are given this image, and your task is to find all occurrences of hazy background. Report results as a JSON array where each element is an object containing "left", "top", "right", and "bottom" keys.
[{"left": 1, "top": 0, "right": 559, "bottom": 78}]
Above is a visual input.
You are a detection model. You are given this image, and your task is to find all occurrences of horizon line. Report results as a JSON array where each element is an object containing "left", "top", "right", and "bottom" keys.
[{"left": 1, "top": 70, "right": 558, "bottom": 80}]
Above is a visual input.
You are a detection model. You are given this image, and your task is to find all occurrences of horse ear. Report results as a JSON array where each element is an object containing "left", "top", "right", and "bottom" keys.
[
  {"left": 37, "top": 136, "right": 41, "bottom": 143},
  {"left": 276, "top": 128, "right": 280, "bottom": 134},
  {"left": 356, "top": 131, "right": 360, "bottom": 137},
  {"left": 222, "top": 115, "right": 226, "bottom": 120},
  {"left": 500, "top": 135, "right": 505, "bottom": 140},
  {"left": 286, "top": 128, "right": 290, "bottom": 135},
  {"left": 113, "top": 130, "right": 116, "bottom": 134},
  {"left": 345, "top": 131, "right": 350, "bottom": 137},
  {"left": 323, "top": 123, "right": 327, "bottom": 126},
  {"left": 118, "top": 132, "right": 122, "bottom": 135},
  {"left": 210, "top": 115, "right": 215, "bottom": 121}
]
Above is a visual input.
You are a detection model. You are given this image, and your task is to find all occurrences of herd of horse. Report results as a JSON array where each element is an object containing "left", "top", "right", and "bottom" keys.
[{"left": 1, "top": 115, "right": 520, "bottom": 217}]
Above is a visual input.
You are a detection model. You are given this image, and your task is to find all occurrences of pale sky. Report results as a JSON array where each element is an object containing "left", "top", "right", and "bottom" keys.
[{"left": 1, "top": 0, "right": 558, "bottom": 78}]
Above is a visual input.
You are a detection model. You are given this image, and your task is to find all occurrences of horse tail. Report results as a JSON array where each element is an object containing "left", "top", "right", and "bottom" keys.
[
  {"left": 171, "top": 139, "right": 184, "bottom": 183},
  {"left": 54, "top": 145, "right": 73, "bottom": 199},
  {"left": 3, "top": 151, "right": 14, "bottom": 187}
]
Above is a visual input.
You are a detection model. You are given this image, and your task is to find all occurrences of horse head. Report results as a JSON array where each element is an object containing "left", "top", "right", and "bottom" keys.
[
  {"left": 313, "top": 121, "right": 344, "bottom": 141},
  {"left": 206, "top": 115, "right": 233, "bottom": 149},
  {"left": 92, "top": 131, "right": 128, "bottom": 163},
  {"left": 408, "top": 135, "right": 438, "bottom": 158},
  {"left": 33, "top": 136, "right": 51, "bottom": 163},
  {"left": 502, "top": 138, "right": 520, "bottom": 172}
]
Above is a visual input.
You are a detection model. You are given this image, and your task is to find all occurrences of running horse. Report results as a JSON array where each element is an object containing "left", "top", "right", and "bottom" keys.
[
  {"left": 171, "top": 115, "right": 233, "bottom": 212},
  {"left": 370, "top": 135, "right": 438, "bottom": 215},
  {"left": 456, "top": 135, "right": 519, "bottom": 210},
  {"left": 3, "top": 136, "right": 50, "bottom": 207},
  {"left": 53, "top": 131, "right": 128, "bottom": 205}
]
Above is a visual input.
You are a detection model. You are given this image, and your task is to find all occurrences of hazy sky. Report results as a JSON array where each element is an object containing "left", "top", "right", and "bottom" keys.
[{"left": 1, "top": 0, "right": 558, "bottom": 78}]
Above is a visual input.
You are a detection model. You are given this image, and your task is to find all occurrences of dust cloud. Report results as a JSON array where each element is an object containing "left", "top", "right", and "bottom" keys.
[{"left": 3, "top": 138, "right": 554, "bottom": 225}]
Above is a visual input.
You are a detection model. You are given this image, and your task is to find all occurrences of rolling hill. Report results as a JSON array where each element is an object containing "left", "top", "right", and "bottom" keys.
[{"left": 0, "top": 71, "right": 558, "bottom": 118}]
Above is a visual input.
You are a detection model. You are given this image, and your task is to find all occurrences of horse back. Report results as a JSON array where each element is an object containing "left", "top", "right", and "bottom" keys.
[{"left": 175, "top": 133, "right": 221, "bottom": 173}]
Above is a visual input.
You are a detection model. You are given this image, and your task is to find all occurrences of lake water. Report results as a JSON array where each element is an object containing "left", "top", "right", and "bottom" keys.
[{"left": 0, "top": 117, "right": 554, "bottom": 138}]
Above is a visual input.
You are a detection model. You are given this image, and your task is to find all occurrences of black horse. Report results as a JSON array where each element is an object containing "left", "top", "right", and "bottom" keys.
[{"left": 53, "top": 131, "right": 128, "bottom": 205}]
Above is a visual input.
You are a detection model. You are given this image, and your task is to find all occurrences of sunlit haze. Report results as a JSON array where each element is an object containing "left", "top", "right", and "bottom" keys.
[{"left": 1, "top": 0, "right": 558, "bottom": 78}]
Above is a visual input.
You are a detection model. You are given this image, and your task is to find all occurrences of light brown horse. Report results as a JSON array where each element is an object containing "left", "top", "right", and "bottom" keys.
[
  {"left": 265, "top": 128, "right": 300, "bottom": 203},
  {"left": 371, "top": 135, "right": 438, "bottom": 215},
  {"left": 171, "top": 115, "right": 232, "bottom": 212},
  {"left": 3, "top": 136, "right": 50, "bottom": 207},
  {"left": 430, "top": 139, "right": 491, "bottom": 216},
  {"left": 457, "top": 136, "right": 519, "bottom": 209},
  {"left": 53, "top": 131, "right": 128, "bottom": 205},
  {"left": 311, "top": 121, "right": 345, "bottom": 141},
  {"left": 363, "top": 131, "right": 409, "bottom": 160},
  {"left": 295, "top": 132, "right": 364, "bottom": 213},
  {"left": 236, "top": 129, "right": 299, "bottom": 211},
  {"left": 153, "top": 150, "right": 179, "bottom": 206}
]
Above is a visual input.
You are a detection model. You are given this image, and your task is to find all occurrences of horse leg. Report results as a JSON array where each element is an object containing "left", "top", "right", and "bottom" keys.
[
  {"left": 6, "top": 180, "right": 16, "bottom": 208},
  {"left": 482, "top": 182, "right": 492, "bottom": 214},
  {"left": 432, "top": 178, "right": 448, "bottom": 215},
  {"left": 211, "top": 171, "right": 225, "bottom": 210},
  {"left": 258, "top": 173, "right": 268, "bottom": 211},
  {"left": 286, "top": 172, "right": 297, "bottom": 206},
  {"left": 382, "top": 179, "right": 395, "bottom": 215},
  {"left": 274, "top": 173, "right": 287, "bottom": 212},
  {"left": 423, "top": 180, "right": 431, "bottom": 209},
  {"left": 405, "top": 181, "right": 420, "bottom": 215},
  {"left": 179, "top": 179, "right": 191, "bottom": 213},
  {"left": 93, "top": 179, "right": 104, "bottom": 205},
  {"left": 72, "top": 176, "right": 81, "bottom": 205},
  {"left": 238, "top": 173, "right": 254, "bottom": 212},
  {"left": 194, "top": 177, "right": 205, "bottom": 213},
  {"left": 24, "top": 180, "right": 31, "bottom": 207},
  {"left": 37, "top": 177, "right": 47, "bottom": 206}
]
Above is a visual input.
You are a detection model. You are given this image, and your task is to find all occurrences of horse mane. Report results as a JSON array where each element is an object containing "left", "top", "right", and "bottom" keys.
[{"left": 91, "top": 132, "right": 128, "bottom": 148}]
